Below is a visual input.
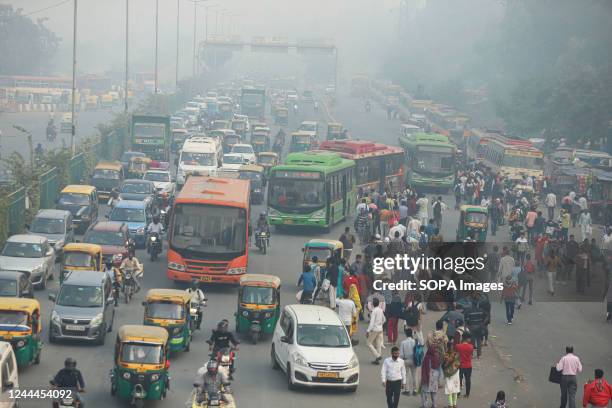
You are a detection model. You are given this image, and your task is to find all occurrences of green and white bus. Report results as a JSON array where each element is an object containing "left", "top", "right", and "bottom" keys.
[
  {"left": 267, "top": 151, "right": 357, "bottom": 230},
  {"left": 399, "top": 132, "right": 457, "bottom": 192}
]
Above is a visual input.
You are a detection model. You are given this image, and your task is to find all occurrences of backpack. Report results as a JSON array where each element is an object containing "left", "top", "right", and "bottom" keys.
[
  {"left": 413, "top": 343, "right": 425, "bottom": 367},
  {"left": 403, "top": 303, "right": 420, "bottom": 327}
]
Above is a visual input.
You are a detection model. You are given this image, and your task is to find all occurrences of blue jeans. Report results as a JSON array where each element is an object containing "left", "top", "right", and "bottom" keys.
[{"left": 505, "top": 301, "right": 515, "bottom": 323}]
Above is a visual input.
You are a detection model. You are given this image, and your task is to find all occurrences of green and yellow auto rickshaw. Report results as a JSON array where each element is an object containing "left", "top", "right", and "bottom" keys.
[
  {"left": 235, "top": 274, "right": 281, "bottom": 344},
  {"left": 60, "top": 243, "right": 104, "bottom": 283},
  {"left": 251, "top": 129, "right": 271, "bottom": 154},
  {"left": 257, "top": 152, "right": 279, "bottom": 179},
  {"left": 326, "top": 122, "right": 344, "bottom": 140},
  {"left": 0, "top": 298, "right": 42, "bottom": 367},
  {"left": 142, "top": 289, "right": 192, "bottom": 353},
  {"left": 290, "top": 131, "right": 315, "bottom": 152},
  {"left": 456, "top": 205, "right": 489, "bottom": 242},
  {"left": 274, "top": 107, "right": 288, "bottom": 126},
  {"left": 128, "top": 156, "right": 152, "bottom": 179},
  {"left": 110, "top": 325, "right": 170, "bottom": 407},
  {"left": 238, "top": 164, "right": 265, "bottom": 205},
  {"left": 302, "top": 239, "right": 344, "bottom": 271}
]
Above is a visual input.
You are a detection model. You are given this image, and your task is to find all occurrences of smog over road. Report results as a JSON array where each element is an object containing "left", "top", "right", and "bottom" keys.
[{"left": 1, "top": 1, "right": 611, "bottom": 408}]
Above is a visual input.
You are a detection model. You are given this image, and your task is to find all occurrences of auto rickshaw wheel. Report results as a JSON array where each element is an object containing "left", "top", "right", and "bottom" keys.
[
  {"left": 34, "top": 350, "right": 41, "bottom": 365},
  {"left": 185, "top": 340, "right": 190, "bottom": 352},
  {"left": 251, "top": 331, "right": 260, "bottom": 345},
  {"left": 134, "top": 399, "right": 145, "bottom": 408},
  {"left": 110, "top": 381, "right": 116, "bottom": 396}
]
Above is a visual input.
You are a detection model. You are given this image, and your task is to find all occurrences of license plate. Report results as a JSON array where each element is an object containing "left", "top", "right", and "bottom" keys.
[
  {"left": 65, "top": 325, "right": 85, "bottom": 331},
  {"left": 317, "top": 371, "right": 339, "bottom": 378},
  {"left": 283, "top": 219, "right": 293, "bottom": 224},
  {"left": 200, "top": 276, "right": 212, "bottom": 282}
]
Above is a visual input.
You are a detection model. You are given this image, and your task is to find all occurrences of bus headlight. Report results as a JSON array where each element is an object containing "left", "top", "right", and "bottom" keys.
[
  {"left": 227, "top": 267, "right": 246, "bottom": 275},
  {"left": 311, "top": 209, "right": 326, "bottom": 219},
  {"left": 168, "top": 262, "right": 186, "bottom": 271}
]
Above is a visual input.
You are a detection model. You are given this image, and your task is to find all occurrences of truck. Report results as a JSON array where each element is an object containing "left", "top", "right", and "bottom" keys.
[
  {"left": 130, "top": 115, "right": 171, "bottom": 162},
  {"left": 240, "top": 88, "right": 266, "bottom": 119}
]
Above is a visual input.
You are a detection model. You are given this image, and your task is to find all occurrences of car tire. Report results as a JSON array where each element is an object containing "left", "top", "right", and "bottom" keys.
[
  {"left": 287, "top": 364, "right": 296, "bottom": 390},
  {"left": 270, "top": 345, "right": 279, "bottom": 370},
  {"left": 48, "top": 329, "right": 57, "bottom": 344},
  {"left": 108, "top": 312, "right": 114, "bottom": 332},
  {"left": 38, "top": 272, "right": 47, "bottom": 290},
  {"left": 96, "top": 324, "right": 106, "bottom": 345}
]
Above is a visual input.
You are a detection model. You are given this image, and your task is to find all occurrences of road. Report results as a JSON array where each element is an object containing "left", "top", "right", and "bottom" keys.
[{"left": 13, "top": 91, "right": 610, "bottom": 408}]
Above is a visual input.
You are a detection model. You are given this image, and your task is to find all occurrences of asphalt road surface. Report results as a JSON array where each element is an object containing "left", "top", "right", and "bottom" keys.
[{"left": 13, "top": 92, "right": 611, "bottom": 408}]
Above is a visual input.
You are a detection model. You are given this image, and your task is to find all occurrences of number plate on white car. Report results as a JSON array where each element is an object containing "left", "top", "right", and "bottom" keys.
[{"left": 65, "top": 325, "right": 85, "bottom": 331}]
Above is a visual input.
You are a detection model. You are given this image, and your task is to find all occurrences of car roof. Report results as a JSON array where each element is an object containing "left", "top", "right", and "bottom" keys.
[
  {"left": 123, "top": 179, "right": 154, "bottom": 185},
  {"left": 233, "top": 143, "right": 252, "bottom": 148},
  {"left": 286, "top": 304, "right": 343, "bottom": 326},
  {"left": 62, "top": 270, "right": 107, "bottom": 286},
  {"left": 89, "top": 221, "right": 125, "bottom": 232},
  {"left": 61, "top": 185, "right": 96, "bottom": 194},
  {"left": 35, "top": 209, "right": 71, "bottom": 219},
  {"left": 6, "top": 234, "right": 47, "bottom": 244},
  {"left": 114, "top": 200, "right": 147, "bottom": 209},
  {"left": 0, "top": 270, "right": 28, "bottom": 279},
  {"left": 145, "top": 169, "right": 170, "bottom": 174}
]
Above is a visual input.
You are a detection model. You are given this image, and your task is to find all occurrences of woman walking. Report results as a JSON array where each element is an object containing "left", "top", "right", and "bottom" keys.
[
  {"left": 443, "top": 341, "right": 461, "bottom": 408},
  {"left": 420, "top": 346, "right": 441, "bottom": 408}
]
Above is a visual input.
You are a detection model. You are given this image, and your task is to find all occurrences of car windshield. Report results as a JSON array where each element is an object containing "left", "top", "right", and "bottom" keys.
[
  {"left": 241, "top": 286, "right": 274, "bottom": 305},
  {"left": 1, "top": 242, "right": 44, "bottom": 258},
  {"left": 84, "top": 230, "right": 125, "bottom": 246},
  {"left": 224, "top": 155, "right": 244, "bottom": 164},
  {"left": 111, "top": 207, "right": 145, "bottom": 223},
  {"left": 93, "top": 169, "right": 120, "bottom": 179},
  {"left": 30, "top": 217, "right": 65, "bottom": 235},
  {"left": 181, "top": 152, "right": 216, "bottom": 166},
  {"left": 121, "top": 183, "right": 150, "bottom": 194},
  {"left": 232, "top": 145, "right": 253, "bottom": 154},
  {"left": 297, "top": 324, "right": 350, "bottom": 348},
  {"left": 466, "top": 212, "right": 487, "bottom": 224},
  {"left": 0, "top": 311, "right": 29, "bottom": 330},
  {"left": 171, "top": 204, "right": 247, "bottom": 255},
  {"left": 57, "top": 284, "right": 103, "bottom": 307},
  {"left": 144, "top": 172, "right": 170, "bottom": 182},
  {"left": 258, "top": 155, "right": 275, "bottom": 164},
  {"left": 145, "top": 301, "right": 184, "bottom": 320},
  {"left": 121, "top": 343, "right": 164, "bottom": 364},
  {"left": 0, "top": 279, "right": 18, "bottom": 297},
  {"left": 269, "top": 179, "right": 324, "bottom": 208},
  {"left": 58, "top": 193, "right": 89, "bottom": 206},
  {"left": 64, "top": 252, "right": 94, "bottom": 268}
]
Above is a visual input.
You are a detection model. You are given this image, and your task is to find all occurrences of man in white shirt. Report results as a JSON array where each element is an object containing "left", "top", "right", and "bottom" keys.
[
  {"left": 556, "top": 346, "right": 582, "bottom": 408},
  {"left": 407, "top": 217, "right": 421, "bottom": 239},
  {"left": 367, "top": 297, "right": 386, "bottom": 364},
  {"left": 388, "top": 221, "right": 406, "bottom": 240},
  {"left": 415, "top": 195, "right": 429, "bottom": 226},
  {"left": 546, "top": 191, "right": 557, "bottom": 220},
  {"left": 381, "top": 346, "right": 406, "bottom": 408},
  {"left": 336, "top": 297, "right": 357, "bottom": 335},
  {"left": 399, "top": 327, "right": 418, "bottom": 396}
]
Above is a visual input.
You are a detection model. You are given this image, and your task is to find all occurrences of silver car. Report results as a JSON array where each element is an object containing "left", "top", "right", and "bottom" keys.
[
  {"left": 27, "top": 209, "right": 74, "bottom": 260},
  {"left": 0, "top": 235, "right": 55, "bottom": 289}
]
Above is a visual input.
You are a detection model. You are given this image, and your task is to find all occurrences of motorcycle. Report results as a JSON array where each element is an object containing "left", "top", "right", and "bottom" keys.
[
  {"left": 190, "top": 299, "right": 206, "bottom": 331},
  {"left": 46, "top": 125, "right": 57, "bottom": 142},
  {"left": 191, "top": 386, "right": 236, "bottom": 408},
  {"left": 122, "top": 267, "right": 137, "bottom": 304},
  {"left": 255, "top": 231, "right": 269, "bottom": 254},
  {"left": 149, "top": 232, "right": 162, "bottom": 261},
  {"left": 211, "top": 347, "right": 237, "bottom": 380},
  {"left": 52, "top": 395, "right": 81, "bottom": 408}
]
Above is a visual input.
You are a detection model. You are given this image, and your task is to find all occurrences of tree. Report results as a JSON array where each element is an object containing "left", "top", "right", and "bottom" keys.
[{"left": 0, "top": 5, "right": 61, "bottom": 75}]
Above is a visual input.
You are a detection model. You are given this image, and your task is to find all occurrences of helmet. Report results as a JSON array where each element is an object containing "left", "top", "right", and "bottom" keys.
[
  {"left": 217, "top": 320, "right": 228, "bottom": 333},
  {"left": 260, "top": 211, "right": 266, "bottom": 217},
  {"left": 64, "top": 358, "right": 77, "bottom": 369},
  {"left": 190, "top": 278, "right": 199, "bottom": 290},
  {"left": 206, "top": 360, "right": 218, "bottom": 374}
]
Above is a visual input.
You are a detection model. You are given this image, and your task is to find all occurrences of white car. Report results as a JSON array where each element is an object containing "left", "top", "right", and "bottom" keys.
[
  {"left": 0, "top": 234, "right": 55, "bottom": 289},
  {"left": 222, "top": 153, "right": 249, "bottom": 171},
  {"left": 231, "top": 144, "right": 256, "bottom": 164},
  {"left": 271, "top": 305, "right": 359, "bottom": 392},
  {"left": 143, "top": 170, "right": 175, "bottom": 196}
]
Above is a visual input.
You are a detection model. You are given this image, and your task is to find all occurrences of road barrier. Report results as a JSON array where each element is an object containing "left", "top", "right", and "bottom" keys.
[{"left": 39, "top": 167, "right": 60, "bottom": 209}]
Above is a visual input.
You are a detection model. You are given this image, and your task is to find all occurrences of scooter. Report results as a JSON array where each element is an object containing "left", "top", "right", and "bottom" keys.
[
  {"left": 149, "top": 232, "right": 162, "bottom": 261},
  {"left": 122, "top": 267, "right": 136, "bottom": 304},
  {"left": 255, "top": 231, "right": 269, "bottom": 254}
]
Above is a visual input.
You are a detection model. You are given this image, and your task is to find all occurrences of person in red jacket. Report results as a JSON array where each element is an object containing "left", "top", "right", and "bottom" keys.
[{"left": 583, "top": 369, "right": 612, "bottom": 408}]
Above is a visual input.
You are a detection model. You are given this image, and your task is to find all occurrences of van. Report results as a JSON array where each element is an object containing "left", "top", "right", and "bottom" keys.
[
  {"left": 0, "top": 341, "right": 18, "bottom": 408},
  {"left": 177, "top": 137, "right": 222, "bottom": 186}
]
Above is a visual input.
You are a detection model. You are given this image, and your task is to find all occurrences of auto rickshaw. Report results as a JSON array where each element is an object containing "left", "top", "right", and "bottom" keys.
[
  {"left": 251, "top": 130, "right": 270, "bottom": 154},
  {"left": 142, "top": 289, "right": 192, "bottom": 353},
  {"left": 236, "top": 274, "right": 281, "bottom": 344},
  {"left": 290, "top": 131, "right": 315, "bottom": 152},
  {"left": 274, "top": 107, "right": 288, "bottom": 126},
  {"left": 231, "top": 119, "right": 247, "bottom": 140},
  {"left": 60, "top": 243, "right": 104, "bottom": 283},
  {"left": 238, "top": 165, "right": 265, "bottom": 205},
  {"left": 456, "top": 205, "right": 489, "bottom": 242},
  {"left": 171, "top": 129, "right": 189, "bottom": 153},
  {"left": 326, "top": 122, "right": 344, "bottom": 140},
  {"left": 110, "top": 325, "right": 170, "bottom": 407},
  {"left": 0, "top": 298, "right": 42, "bottom": 367},
  {"left": 211, "top": 120, "right": 230, "bottom": 130},
  {"left": 128, "top": 156, "right": 152, "bottom": 179},
  {"left": 222, "top": 130, "right": 242, "bottom": 153},
  {"left": 302, "top": 239, "right": 344, "bottom": 272},
  {"left": 257, "top": 152, "right": 279, "bottom": 178},
  {"left": 92, "top": 161, "right": 124, "bottom": 201}
]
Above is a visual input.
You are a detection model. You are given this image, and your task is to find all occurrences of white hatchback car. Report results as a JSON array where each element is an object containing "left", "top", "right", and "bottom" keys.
[
  {"left": 231, "top": 144, "right": 256, "bottom": 164},
  {"left": 271, "top": 304, "right": 359, "bottom": 391}
]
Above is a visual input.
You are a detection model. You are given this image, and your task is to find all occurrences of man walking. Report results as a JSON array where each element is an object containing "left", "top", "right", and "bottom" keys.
[
  {"left": 455, "top": 333, "right": 474, "bottom": 398},
  {"left": 556, "top": 346, "right": 582, "bottom": 408},
  {"left": 381, "top": 346, "right": 406, "bottom": 408},
  {"left": 546, "top": 191, "right": 557, "bottom": 220},
  {"left": 339, "top": 227, "right": 356, "bottom": 261},
  {"left": 367, "top": 297, "right": 386, "bottom": 364},
  {"left": 399, "top": 328, "right": 418, "bottom": 396}
]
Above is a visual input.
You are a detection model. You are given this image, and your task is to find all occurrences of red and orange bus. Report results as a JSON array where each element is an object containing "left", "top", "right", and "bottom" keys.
[
  {"left": 318, "top": 140, "right": 404, "bottom": 193},
  {"left": 167, "top": 176, "right": 250, "bottom": 284}
]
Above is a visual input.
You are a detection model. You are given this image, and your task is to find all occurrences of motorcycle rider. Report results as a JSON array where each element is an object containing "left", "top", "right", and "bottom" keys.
[
  {"left": 51, "top": 358, "right": 86, "bottom": 407},
  {"left": 255, "top": 212, "right": 270, "bottom": 249},
  {"left": 35, "top": 143, "right": 44, "bottom": 158},
  {"left": 207, "top": 320, "right": 239, "bottom": 379},
  {"left": 105, "top": 260, "right": 123, "bottom": 307},
  {"left": 46, "top": 118, "right": 56, "bottom": 140},
  {"left": 119, "top": 250, "right": 143, "bottom": 293},
  {"left": 186, "top": 278, "right": 207, "bottom": 330},
  {"left": 194, "top": 360, "right": 230, "bottom": 404},
  {"left": 146, "top": 215, "right": 164, "bottom": 254}
]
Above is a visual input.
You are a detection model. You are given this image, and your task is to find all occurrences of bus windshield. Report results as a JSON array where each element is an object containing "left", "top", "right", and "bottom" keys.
[
  {"left": 414, "top": 147, "right": 454, "bottom": 175},
  {"left": 181, "top": 152, "right": 216, "bottom": 166},
  {"left": 171, "top": 204, "right": 247, "bottom": 255},
  {"left": 503, "top": 154, "right": 543, "bottom": 170},
  {"left": 269, "top": 179, "right": 324, "bottom": 208}
]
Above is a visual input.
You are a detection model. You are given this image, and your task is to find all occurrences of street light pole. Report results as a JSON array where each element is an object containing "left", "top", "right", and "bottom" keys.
[
  {"left": 192, "top": 1, "right": 197, "bottom": 78},
  {"left": 154, "top": 0, "right": 159, "bottom": 95},
  {"left": 124, "top": 0, "right": 129, "bottom": 113},
  {"left": 175, "top": 0, "right": 180, "bottom": 88},
  {"left": 70, "top": 0, "right": 78, "bottom": 155}
]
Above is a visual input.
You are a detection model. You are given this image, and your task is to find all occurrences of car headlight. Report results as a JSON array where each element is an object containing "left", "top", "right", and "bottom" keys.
[
  {"left": 349, "top": 353, "right": 359, "bottom": 368},
  {"left": 227, "top": 267, "right": 246, "bottom": 275},
  {"left": 16, "top": 340, "right": 26, "bottom": 348},
  {"left": 137, "top": 227, "right": 145, "bottom": 234},
  {"left": 90, "top": 313, "right": 104, "bottom": 327},
  {"left": 293, "top": 352, "right": 308, "bottom": 367},
  {"left": 311, "top": 208, "right": 326, "bottom": 219},
  {"left": 122, "top": 372, "right": 131, "bottom": 380},
  {"left": 150, "top": 374, "right": 160, "bottom": 382},
  {"left": 267, "top": 207, "right": 280, "bottom": 217},
  {"left": 51, "top": 311, "right": 60, "bottom": 324},
  {"left": 168, "top": 261, "right": 186, "bottom": 271}
]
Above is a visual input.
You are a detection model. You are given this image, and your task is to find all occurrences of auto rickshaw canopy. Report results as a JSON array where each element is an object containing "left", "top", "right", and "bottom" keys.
[
  {"left": 117, "top": 324, "right": 169, "bottom": 344},
  {"left": 239, "top": 274, "right": 281, "bottom": 289},
  {"left": 0, "top": 297, "right": 40, "bottom": 314},
  {"left": 145, "top": 288, "right": 192, "bottom": 304},
  {"left": 63, "top": 242, "right": 103, "bottom": 255},
  {"left": 95, "top": 161, "right": 122, "bottom": 172}
]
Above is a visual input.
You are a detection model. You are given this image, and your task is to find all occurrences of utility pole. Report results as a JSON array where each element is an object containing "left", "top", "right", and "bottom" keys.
[
  {"left": 124, "top": 0, "right": 129, "bottom": 113},
  {"left": 154, "top": 0, "right": 159, "bottom": 94},
  {"left": 70, "top": 0, "right": 78, "bottom": 155},
  {"left": 192, "top": 1, "right": 197, "bottom": 78},
  {"left": 175, "top": 0, "right": 180, "bottom": 88}
]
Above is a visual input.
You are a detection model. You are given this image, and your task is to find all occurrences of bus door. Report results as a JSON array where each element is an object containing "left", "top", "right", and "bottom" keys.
[
  {"left": 326, "top": 181, "right": 332, "bottom": 223},
  {"left": 341, "top": 173, "right": 347, "bottom": 216}
]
